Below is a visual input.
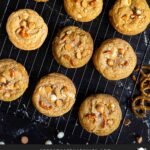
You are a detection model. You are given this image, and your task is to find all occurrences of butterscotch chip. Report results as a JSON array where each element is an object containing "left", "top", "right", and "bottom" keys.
[
  {"left": 79, "top": 94, "right": 122, "bottom": 136},
  {"left": 109, "top": 0, "right": 150, "bottom": 35},
  {"left": 0, "top": 77, "right": 6, "bottom": 83},
  {"left": 52, "top": 26, "right": 93, "bottom": 68},
  {"left": 76, "top": 52, "right": 82, "bottom": 59},
  {"left": 107, "top": 59, "right": 114, "bottom": 66},
  {"left": 32, "top": 73, "right": 76, "bottom": 117},
  {"left": 118, "top": 48, "right": 125, "bottom": 55},
  {"left": 28, "top": 22, "right": 36, "bottom": 30},
  {"left": 55, "top": 100, "right": 63, "bottom": 107},
  {"left": 96, "top": 104, "right": 104, "bottom": 114},
  {"left": 6, "top": 9, "right": 48, "bottom": 51},
  {"left": 64, "top": 0, "right": 103, "bottom": 22},
  {"left": 0, "top": 59, "right": 29, "bottom": 102},
  {"left": 20, "top": 20, "right": 27, "bottom": 27},
  {"left": 93, "top": 38, "right": 137, "bottom": 80},
  {"left": 21, "top": 136, "right": 29, "bottom": 144}
]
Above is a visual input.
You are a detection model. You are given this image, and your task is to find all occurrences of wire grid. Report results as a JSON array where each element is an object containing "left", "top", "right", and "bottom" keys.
[{"left": 0, "top": 0, "right": 150, "bottom": 144}]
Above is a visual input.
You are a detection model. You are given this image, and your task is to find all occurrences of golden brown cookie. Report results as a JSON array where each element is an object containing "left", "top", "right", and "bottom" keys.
[
  {"left": 52, "top": 26, "right": 93, "bottom": 68},
  {"left": 32, "top": 73, "right": 76, "bottom": 117},
  {"left": 93, "top": 38, "right": 137, "bottom": 80},
  {"left": 64, "top": 0, "right": 103, "bottom": 22},
  {"left": 6, "top": 9, "right": 48, "bottom": 51},
  {"left": 79, "top": 94, "right": 122, "bottom": 136},
  {"left": 109, "top": 0, "right": 150, "bottom": 35},
  {"left": 0, "top": 59, "right": 29, "bottom": 102}
]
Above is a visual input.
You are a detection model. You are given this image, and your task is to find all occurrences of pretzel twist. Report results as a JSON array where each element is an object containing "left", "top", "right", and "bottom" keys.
[{"left": 132, "top": 96, "right": 150, "bottom": 118}]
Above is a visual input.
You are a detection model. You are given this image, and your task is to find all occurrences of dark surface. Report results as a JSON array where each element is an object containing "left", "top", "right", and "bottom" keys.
[{"left": 0, "top": 0, "right": 150, "bottom": 144}]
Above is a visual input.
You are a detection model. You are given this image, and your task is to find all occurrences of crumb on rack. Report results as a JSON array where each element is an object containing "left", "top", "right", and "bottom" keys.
[
  {"left": 57, "top": 131, "right": 64, "bottom": 139},
  {"left": 45, "top": 140, "right": 52, "bottom": 145},
  {"left": 132, "top": 75, "right": 137, "bottom": 81},
  {"left": 0, "top": 141, "right": 5, "bottom": 145},
  {"left": 124, "top": 118, "right": 131, "bottom": 126},
  {"left": 136, "top": 136, "right": 143, "bottom": 144},
  {"left": 134, "top": 66, "right": 140, "bottom": 72}
]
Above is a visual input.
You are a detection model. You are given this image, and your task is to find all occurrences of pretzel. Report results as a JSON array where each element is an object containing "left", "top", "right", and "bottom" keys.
[
  {"left": 140, "top": 66, "right": 150, "bottom": 78},
  {"left": 140, "top": 76, "right": 150, "bottom": 97},
  {"left": 132, "top": 96, "right": 150, "bottom": 118}
]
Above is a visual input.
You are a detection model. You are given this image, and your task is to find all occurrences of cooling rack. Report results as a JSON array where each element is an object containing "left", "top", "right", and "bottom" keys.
[{"left": 0, "top": 0, "right": 150, "bottom": 144}]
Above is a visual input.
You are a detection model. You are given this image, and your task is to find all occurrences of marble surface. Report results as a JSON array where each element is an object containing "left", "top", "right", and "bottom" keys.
[{"left": 0, "top": 0, "right": 149, "bottom": 144}]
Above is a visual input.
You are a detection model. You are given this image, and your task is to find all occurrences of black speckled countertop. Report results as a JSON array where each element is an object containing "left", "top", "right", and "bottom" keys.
[{"left": 0, "top": 0, "right": 150, "bottom": 144}]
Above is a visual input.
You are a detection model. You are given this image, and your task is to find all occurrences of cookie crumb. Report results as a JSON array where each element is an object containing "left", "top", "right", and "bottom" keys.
[
  {"left": 136, "top": 136, "right": 143, "bottom": 144},
  {"left": 21, "top": 136, "right": 29, "bottom": 144},
  {"left": 124, "top": 119, "right": 131, "bottom": 126},
  {"left": 132, "top": 75, "right": 137, "bottom": 81},
  {"left": 134, "top": 66, "right": 140, "bottom": 72},
  {"left": 45, "top": 140, "right": 52, "bottom": 145},
  {"left": 57, "top": 131, "right": 64, "bottom": 139}
]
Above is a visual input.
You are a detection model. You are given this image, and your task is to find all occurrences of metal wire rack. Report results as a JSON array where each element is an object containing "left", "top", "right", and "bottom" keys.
[{"left": 0, "top": 0, "right": 150, "bottom": 144}]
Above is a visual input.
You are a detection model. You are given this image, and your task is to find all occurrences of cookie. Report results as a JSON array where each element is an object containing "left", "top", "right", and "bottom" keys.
[
  {"left": 93, "top": 38, "right": 137, "bottom": 80},
  {"left": 32, "top": 73, "right": 76, "bottom": 117},
  {"left": 6, "top": 9, "right": 48, "bottom": 51},
  {"left": 64, "top": 0, "right": 103, "bottom": 22},
  {"left": 52, "top": 26, "right": 93, "bottom": 68},
  {"left": 109, "top": 0, "right": 150, "bottom": 35},
  {"left": 79, "top": 94, "right": 122, "bottom": 136},
  {"left": 0, "top": 59, "right": 29, "bottom": 102}
]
